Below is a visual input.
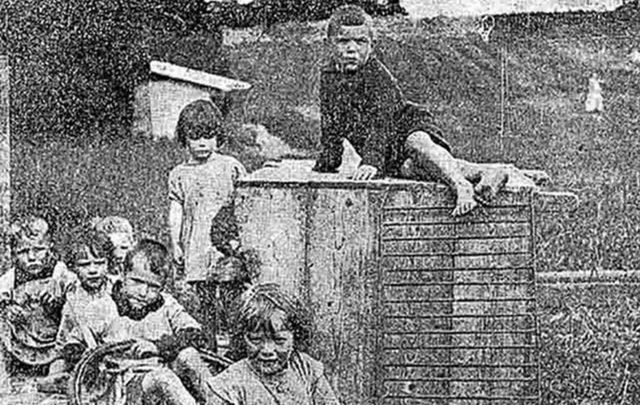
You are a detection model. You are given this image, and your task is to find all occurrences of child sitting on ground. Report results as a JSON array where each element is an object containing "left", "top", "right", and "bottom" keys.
[
  {"left": 168, "top": 99, "right": 247, "bottom": 351},
  {"left": 47, "top": 231, "right": 113, "bottom": 381},
  {"left": 0, "top": 216, "right": 76, "bottom": 388},
  {"left": 207, "top": 283, "right": 341, "bottom": 405},
  {"left": 91, "top": 216, "right": 135, "bottom": 281},
  {"left": 59, "top": 239, "right": 216, "bottom": 405}
]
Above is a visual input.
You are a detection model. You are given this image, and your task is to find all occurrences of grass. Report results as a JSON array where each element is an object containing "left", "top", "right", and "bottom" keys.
[{"left": 6, "top": 4, "right": 640, "bottom": 403}]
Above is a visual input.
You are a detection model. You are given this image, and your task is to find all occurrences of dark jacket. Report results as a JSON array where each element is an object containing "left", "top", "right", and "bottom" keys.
[{"left": 314, "top": 55, "right": 450, "bottom": 177}]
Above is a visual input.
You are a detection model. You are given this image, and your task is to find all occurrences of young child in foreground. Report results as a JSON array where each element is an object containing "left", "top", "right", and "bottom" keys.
[
  {"left": 59, "top": 239, "right": 215, "bottom": 405},
  {"left": 207, "top": 283, "right": 341, "bottom": 405},
  {"left": 0, "top": 216, "right": 76, "bottom": 389},
  {"left": 314, "top": 5, "right": 545, "bottom": 216},
  {"left": 168, "top": 99, "right": 247, "bottom": 350}
]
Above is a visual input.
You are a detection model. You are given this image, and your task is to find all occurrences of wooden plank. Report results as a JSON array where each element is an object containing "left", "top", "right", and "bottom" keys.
[
  {"left": 0, "top": 56, "right": 10, "bottom": 393},
  {"left": 149, "top": 60, "right": 251, "bottom": 91},
  {"left": 306, "top": 187, "right": 379, "bottom": 404},
  {"left": 235, "top": 186, "right": 307, "bottom": 297},
  {"left": 382, "top": 206, "right": 531, "bottom": 225},
  {"left": 382, "top": 222, "right": 530, "bottom": 240}
]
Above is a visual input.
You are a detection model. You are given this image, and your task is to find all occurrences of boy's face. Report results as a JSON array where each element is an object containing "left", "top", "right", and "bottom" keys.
[
  {"left": 14, "top": 236, "right": 52, "bottom": 276},
  {"left": 187, "top": 136, "right": 218, "bottom": 162},
  {"left": 330, "top": 25, "right": 372, "bottom": 72},
  {"left": 121, "top": 255, "right": 163, "bottom": 309},
  {"left": 75, "top": 252, "right": 108, "bottom": 291},
  {"left": 108, "top": 232, "right": 134, "bottom": 263},
  {"left": 245, "top": 309, "right": 294, "bottom": 376}
]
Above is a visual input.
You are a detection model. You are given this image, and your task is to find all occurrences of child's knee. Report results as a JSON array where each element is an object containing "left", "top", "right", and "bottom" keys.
[
  {"left": 142, "top": 368, "right": 181, "bottom": 393},
  {"left": 405, "top": 131, "right": 438, "bottom": 156}
]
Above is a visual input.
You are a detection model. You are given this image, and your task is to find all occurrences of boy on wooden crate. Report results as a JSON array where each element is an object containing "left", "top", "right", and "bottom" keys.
[
  {"left": 58, "top": 239, "right": 216, "bottom": 405},
  {"left": 168, "top": 99, "right": 247, "bottom": 351},
  {"left": 314, "top": 5, "right": 546, "bottom": 216},
  {"left": 0, "top": 216, "right": 76, "bottom": 390},
  {"left": 208, "top": 283, "right": 340, "bottom": 405}
]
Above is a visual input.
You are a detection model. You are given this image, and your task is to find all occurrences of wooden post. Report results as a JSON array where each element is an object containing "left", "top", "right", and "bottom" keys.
[
  {"left": 0, "top": 55, "right": 10, "bottom": 392},
  {"left": 0, "top": 56, "right": 9, "bottom": 270}
]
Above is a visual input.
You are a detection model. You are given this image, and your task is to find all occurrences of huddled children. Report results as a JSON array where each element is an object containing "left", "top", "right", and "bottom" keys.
[
  {"left": 0, "top": 216, "right": 76, "bottom": 384},
  {"left": 57, "top": 238, "right": 215, "bottom": 405},
  {"left": 168, "top": 99, "right": 248, "bottom": 350}
]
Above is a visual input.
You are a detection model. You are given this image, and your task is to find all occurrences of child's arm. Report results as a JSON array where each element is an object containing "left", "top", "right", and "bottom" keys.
[
  {"left": 313, "top": 73, "right": 345, "bottom": 173},
  {"left": 169, "top": 200, "right": 184, "bottom": 267}
]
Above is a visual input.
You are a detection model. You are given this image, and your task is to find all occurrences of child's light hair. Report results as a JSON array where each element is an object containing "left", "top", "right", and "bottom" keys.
[
  {"left": 229, "top": 283, "right": 313, "bottom": 358},
  {"left": 9, "top": 216, "right": 51, "bottom": 249},
  {"left": 90, "top": 216, "right": 133, "bottom": 236},
  {"left": 327, "top": 4, "right": 374, "bottom": 39}
]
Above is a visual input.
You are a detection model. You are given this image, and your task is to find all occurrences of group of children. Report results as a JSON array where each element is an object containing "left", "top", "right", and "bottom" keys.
[
  {"left": 0, "top": 214, "right": 339, "bottom": 405},
  {"left": 0, "top": 4, "right": 547, "bottom": 404}
]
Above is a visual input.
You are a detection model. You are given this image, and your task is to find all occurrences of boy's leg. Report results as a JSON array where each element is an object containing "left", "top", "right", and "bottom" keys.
[
  {"left": 0, "top": 342, "right": 12, "bottom": 394},
  {"left": 172, "top": 347, "right": 216, "bottom": 403},
  {"left": 141, "top": 367, "right": 197, "bottom": 405},
  {"left": 404, "top": 131, "right": 479, "bottom": 216}
]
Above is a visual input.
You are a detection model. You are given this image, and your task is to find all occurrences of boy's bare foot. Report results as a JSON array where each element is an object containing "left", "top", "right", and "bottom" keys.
[
  {"left": 452, "top": 182, "right": 478, "bottom": 217},
  {"left": 474, "top": 169, "right": 509, "bottom": 203},
  {"left": 521, "top": 169, "right": 550, "bottom": 186}
]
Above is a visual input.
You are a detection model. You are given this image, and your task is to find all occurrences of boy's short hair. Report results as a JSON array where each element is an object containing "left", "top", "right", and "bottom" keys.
[
  {"left": 9, "top": 216, "right": 51, "bottom": 249},
  {"left": 175, "top": 99, "right": 227, "bottom": 148},
  {"left": 123, "top": 239, "right": 172, "bottom": 285},
  {"left": 327, "top": 4, "right": 374, "bottom": 39},
  {"left": 230, "top": 283, "right": 313, "bottom": 358},
  {"left": 64, "top": 232, "right": 109, "bottom": 268},
  {"left": 90, "top": 216, "right": 133, "bottom": 237}
]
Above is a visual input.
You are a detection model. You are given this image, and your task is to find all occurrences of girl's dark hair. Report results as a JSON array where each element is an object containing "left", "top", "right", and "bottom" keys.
[
  {"left": 64, "top": 232, "right": 109, "bottom": 268},
  {"left": 229, "top": 283, "right": 313, "bottom": 359},
  {"left": 123, "top": 239, "right": 172, "bottom": 285},
  {"left": 175, "top": 99, "right": 227, "bottom": 148}
]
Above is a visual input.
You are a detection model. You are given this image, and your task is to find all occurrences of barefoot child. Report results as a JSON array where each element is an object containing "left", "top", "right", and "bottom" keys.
[
  {"left": 314, "top": 5, "right": 542, "bottom": 216},
  {"left": 168, "top": 99, "right": 247, "bottom": 350},
  {"left": 58, "top": 239, "right": 215, "bottom": 405},
  {"left": 0, "top": 216, "right": 76, "bottom": 386},
  {"left": 207, "top": 283, "right": 341, "bottom": 405},
  {"left": 91, "top": 216, "right": 135, "bottom": 281}
]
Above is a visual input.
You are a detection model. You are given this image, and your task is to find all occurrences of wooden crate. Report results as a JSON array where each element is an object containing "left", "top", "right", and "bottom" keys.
[{"left": 235, "top": 160, "right": 563, "bottom": 405}]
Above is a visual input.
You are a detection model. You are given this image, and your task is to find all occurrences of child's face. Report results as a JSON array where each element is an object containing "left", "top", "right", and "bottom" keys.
[
  {"left": 108, "top": 232, "right": 134, "bottom": 263},
  {"left": 245, "top": 309, "right": 294, "bottom": 376},
  {"left": 75, "top": 252, "right": 108, "bottom": 291},
  {"left": 187, "top": 135, "right": 218, "bottom": 162},
  {"left": 14, "top": 236, "right": 52, "bottom": 276},
  {"left": 121, "top": 255, "right": 163, "bottom": 309},
  {"left": 330, "top": 25, "right": 372, "bottom": 72}
]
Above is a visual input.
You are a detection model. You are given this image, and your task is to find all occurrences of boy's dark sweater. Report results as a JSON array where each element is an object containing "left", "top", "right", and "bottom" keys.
[{"left": 314, "top": 55, "right": 450, "bottom": 177}]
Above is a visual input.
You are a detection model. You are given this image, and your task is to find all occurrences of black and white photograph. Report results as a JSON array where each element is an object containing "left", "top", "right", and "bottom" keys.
[{"left": 1, "top": 0, "right": 640, "bottom": 403}]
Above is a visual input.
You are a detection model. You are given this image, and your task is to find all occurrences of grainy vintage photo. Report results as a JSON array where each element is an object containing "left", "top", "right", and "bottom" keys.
[{"left": 0, "top": 0, "right": 639, "bottom": 404}]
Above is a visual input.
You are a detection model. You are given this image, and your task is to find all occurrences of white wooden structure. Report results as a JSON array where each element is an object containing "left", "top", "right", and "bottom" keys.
[{"left": 132, "top": 61, "right": 251, "bottom": 140}]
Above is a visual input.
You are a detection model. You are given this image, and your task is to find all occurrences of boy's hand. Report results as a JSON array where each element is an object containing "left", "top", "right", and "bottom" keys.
[
  {"left": 173, "top": 245, "right": 184, "bottom": 268},
  {"left": 350, "top": 164, "right": 378, "bottom": 181},
  {"left": 130, "top": 339, "right": 159, "bottom": 359}
]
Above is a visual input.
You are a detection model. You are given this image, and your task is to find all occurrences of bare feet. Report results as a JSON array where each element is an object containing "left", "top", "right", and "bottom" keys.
[
  {"left": 451, "top": 181, "right": 478, "bottom": 217},
  {"left": 474, "top": 169, "right": 509, "bottom": 203}
]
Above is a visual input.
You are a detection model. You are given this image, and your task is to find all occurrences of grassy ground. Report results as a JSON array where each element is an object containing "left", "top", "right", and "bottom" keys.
[{"left": 7, "top": 4, "right": 640, "bottom": 403}]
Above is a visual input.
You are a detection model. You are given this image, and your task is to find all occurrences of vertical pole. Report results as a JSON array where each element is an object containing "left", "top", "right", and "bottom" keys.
[
  {"left": 0, "top": 56, "right": 9, "bottom": 269},
  {"left": 0, "top": 55, "right": 10, "bottom": 392}
]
